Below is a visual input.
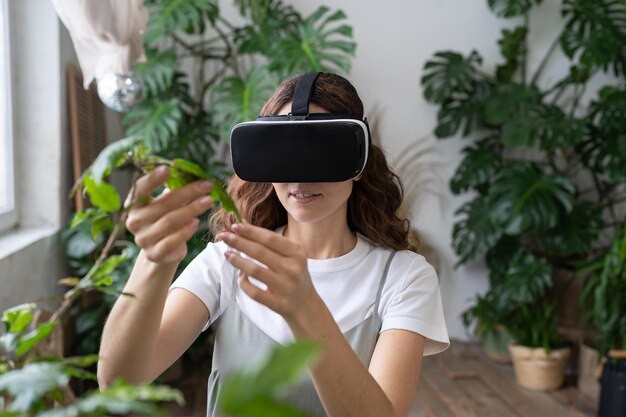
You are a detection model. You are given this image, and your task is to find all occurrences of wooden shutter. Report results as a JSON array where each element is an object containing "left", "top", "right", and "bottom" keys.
[{"left": 66, "top": 63, "right": 107, "bottom": 211}]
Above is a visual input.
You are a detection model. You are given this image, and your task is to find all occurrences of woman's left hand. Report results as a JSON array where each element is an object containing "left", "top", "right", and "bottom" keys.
[{"left": 217, "top": 223, "right": 320, "bottom": 322}]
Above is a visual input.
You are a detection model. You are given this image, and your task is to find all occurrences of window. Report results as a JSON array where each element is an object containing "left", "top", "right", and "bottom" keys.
[{"left": 0, "top": 0, "right": 16, "bottom": 233}]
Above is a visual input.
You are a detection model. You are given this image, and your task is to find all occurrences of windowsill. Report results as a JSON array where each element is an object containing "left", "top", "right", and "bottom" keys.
[{"left": 0, "top": 225, "right": 58, "bottom": 259}]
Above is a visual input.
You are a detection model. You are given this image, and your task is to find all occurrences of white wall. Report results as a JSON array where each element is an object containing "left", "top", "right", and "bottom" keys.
[{"left": 284, "top": 0, "right": 610, "bottom": 340}]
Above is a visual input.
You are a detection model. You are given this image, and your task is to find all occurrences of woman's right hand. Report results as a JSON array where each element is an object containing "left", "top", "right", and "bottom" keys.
[{"left": 125, "top": 165, "right": 214, "bottom": 265}]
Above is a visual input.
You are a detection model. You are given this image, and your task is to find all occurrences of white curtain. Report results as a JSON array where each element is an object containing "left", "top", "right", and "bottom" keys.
[{"left": 51, "top": 0, "right": 148, "bottom": 88}]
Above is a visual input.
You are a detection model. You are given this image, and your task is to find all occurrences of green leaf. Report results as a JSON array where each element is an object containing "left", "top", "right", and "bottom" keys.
[
  {"left": 489, "top": 162, "right": 576, "bottom": 234},
  {"left": 578, "top": 86, "right": 626, "bottom": 182},
  {"left": 134, "top": 48, "right": 177, "bottom": 97},
  {"left": 450, "top": 137, "right": 501, "bottom": 194},
  {"left": 435, "top": 80, "right": 492, "bottom": 138},
  {"left": 485, "top": 83, "right": 585, "bottom": 150},
  {"left": 211, "top": 67, "right": 276, "bottom": 140},
  {"left": 487, "top": 0, "right": 543, "bottom": 17},
  {"left": 60, "top": 218, "right": 103, "bottom": 260},
  {"left": 561, "top": 0, "right": 626, "bottom": 76},
  {"left": 537, "top": 201, "right": 603, "bottom": 257},
  {"left": 164, "top": 110, "right": 220, "bottom": 168},
  {"left": 2, "top": 304, "right": 35, "bottom": 334},
  {"left": 82, "top": 176, "right": 121, "bottom": 213},
  {"left": 452, "top": 198, "right": 503, "bottom": 264},
  {"left": 63, "top": 354, "right": 100, "bottom": 368},
  {"left": 485, "top": 83, "right": 541, "bottom": 126},
  {"left": 501, "top": 104, "right": 586, "bottom": 150},
  {"left": 0, "top": 362, "right": 69, "bottom": 412},
  {"left": 222, "top": 395, "right": 310, "bottom": 417},
  {"left": 499, "top": 250, "right": 553, "bottom": 304},
  {"left": 15, "top": 321, "right": 57, "bottom": 357},
  {"left": 144, "top": 0, "right": 219, "bottom": 42},
  {"left": 172, "top": 159, "right": 210, "bottom": 180},
  {"left": 133, "top": 153, "right": 242, "bottom": 222},
  {"left": 582, "top": 223, "right": 626, "bottom": 352},
  {"left": 421, "top": 50, "right": 483, "bottom": 104},
  {"left": 86, "top": 135, "right": 143, "bottom": 184},
  {"left": 267, "top": 6, "right": 356, "bottom": 77},
  {"left": 219, "top": 342, "right": 320, "bottom": 415},
  {"left": 495, "top": 26, "right": 528, "bottom": 82},
  {"left": 124, "top": 98, "right": 183, "bottom": 152},
  {"left": 235, "top": 1, "right": 301, "bottom": 54},
  {"left": 38, "top": 380, "right": 184, "bottom": 417},
  {"left": 83, "top": 253, "right": 130, "bottom": 289}
]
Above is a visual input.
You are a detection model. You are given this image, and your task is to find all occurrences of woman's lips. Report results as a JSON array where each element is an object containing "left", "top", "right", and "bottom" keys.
[{"left": 289, "top": 191, "right": 321, "bottom": 203}]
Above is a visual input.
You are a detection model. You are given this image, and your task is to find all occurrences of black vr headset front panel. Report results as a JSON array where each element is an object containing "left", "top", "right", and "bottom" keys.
[{"left": 231, "top": 119, "right": 369, "bottom": 183}]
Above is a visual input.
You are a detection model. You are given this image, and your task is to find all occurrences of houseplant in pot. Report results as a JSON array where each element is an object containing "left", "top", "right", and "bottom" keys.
[{"left": 420, "top": 0, "right": 626, "bottom": 391}]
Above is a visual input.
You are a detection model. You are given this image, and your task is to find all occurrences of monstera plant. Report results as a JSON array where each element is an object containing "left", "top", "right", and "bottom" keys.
[{"left": 421, "top": 0, "right": 625, "bottom": 392}]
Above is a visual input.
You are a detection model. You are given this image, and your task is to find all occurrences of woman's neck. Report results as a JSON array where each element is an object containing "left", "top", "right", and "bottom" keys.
[{"left": 283, "top": 217, "right": 357, "bottom": 260}]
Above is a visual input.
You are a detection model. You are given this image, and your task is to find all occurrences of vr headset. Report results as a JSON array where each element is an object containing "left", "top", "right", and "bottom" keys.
[{"left": 230, "top": 72, "right": 371, "bottom": 183}]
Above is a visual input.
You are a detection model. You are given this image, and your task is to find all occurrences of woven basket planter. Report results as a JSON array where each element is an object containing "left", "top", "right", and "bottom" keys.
[{"left": 508, "top": 344, "right": 570, "bottom": 391}]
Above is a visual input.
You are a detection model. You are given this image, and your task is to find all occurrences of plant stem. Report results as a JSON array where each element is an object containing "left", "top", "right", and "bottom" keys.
[
  {"left": 522, "top": 13, "right": 529, "bottom": 84},
  {"left": 531, "top": 35, "right": 561, "bottom": 86},
  {"left": 49, "top": 173, "right": 139, "bottom": 324}
]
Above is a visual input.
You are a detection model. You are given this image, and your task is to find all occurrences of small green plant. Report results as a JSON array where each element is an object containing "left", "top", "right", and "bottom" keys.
[{"left": 421, "top": 0, "right": 626, "bottom": 351}]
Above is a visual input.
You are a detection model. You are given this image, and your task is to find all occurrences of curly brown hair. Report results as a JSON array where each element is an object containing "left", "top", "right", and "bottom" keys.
[{"left": 210, "top": 72, "right": 416, "bottom": 251}]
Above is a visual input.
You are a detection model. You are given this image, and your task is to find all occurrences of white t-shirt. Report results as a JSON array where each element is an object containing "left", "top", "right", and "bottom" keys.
[{"left": 170, "top": 228, "right": 449, "bottom": 356}]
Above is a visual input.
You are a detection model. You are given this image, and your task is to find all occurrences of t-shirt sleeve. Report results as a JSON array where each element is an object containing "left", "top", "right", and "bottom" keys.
[
  {"left": 168, "top": 241, "right": 234, "bottom": 331},
  {"left": 380, "top": 253, "right": 450, "bottom": 356}
]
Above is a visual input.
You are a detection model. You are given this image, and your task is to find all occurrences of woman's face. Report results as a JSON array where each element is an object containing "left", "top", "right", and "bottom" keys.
[{"left": 272, "top": 102, "right": 354, "bottom": 226}]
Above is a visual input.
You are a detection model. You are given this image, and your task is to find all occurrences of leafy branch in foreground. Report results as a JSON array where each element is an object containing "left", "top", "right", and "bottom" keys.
[{"left": 2, "top": 135, "right": 318, "bottom": 416}]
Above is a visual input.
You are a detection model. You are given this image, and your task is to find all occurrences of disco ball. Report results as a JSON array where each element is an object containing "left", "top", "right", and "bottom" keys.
[{"left": 96, "top": 72, "right": 143, "bottom": 112}]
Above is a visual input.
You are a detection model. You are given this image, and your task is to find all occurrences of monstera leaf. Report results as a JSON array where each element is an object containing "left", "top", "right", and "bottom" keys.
[
  {"left": 484, "top": 83, "right": 541, "bottom": 126},
  {"left": 537, "top": 201, "right": 604, "bottom": 257},
  {"left": 485, "top": 236, "right": 523, "bottom": 282},
  {"left": 144, "top": 0, "right": 219, "bottom": 43},
  {"left": 499, "top": 249, "right": 553, "bottom": 304},
  {"left": 502, "top": 104, "right": 585, "bottom": 150},
  {"left": 435, "top": 80, "right": 492, "bottom": 138},
  {"left": 450, "top": 136, "right": 501, "bottom": 194},
  {"left": 164, "top": 110, "right": 220, "bottom": 169},
  {"left": 268, "top": 6, "right": 356, "bottom": 77},
  {"left": 561, "top": 0, "right": 626, "bottom": 76},
  {"left": 452, "top": 198, "right": 503, "bottom": 264},
  {"left": 133, "top": 48, "right": 177, "bottom": 98},
  {"left": 579, "top": 86, "right": 626, "bottom": 182},
  {"left": 211, "top": 67, "right": 277, "bottom": 139},
  {"left": 235, "top": 1, "right": 301, "bottom": 55},
  {"left": 489, "top": 162, "right": 576, "bottom": 235},
  {"left": 487, "top": 0, "right": 543, "bottom": 17},
  {"left": 496, "top": 26, "right": 528, "bottom": 82},
  {"left": 485, "top": 83, "right": 585, "bottom": 150},
  {"left": 421, "top": 50, "right": 484, "bottom": 104},
  {"left": 124, "top": 98, "right": 183, "bottom": 152}
]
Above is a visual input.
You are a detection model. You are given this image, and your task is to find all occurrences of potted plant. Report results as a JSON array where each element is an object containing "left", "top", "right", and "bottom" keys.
[
  {"left": 420, "top": 0, "right": 625, "bottom": 392},
  {"left": 581, "top": 223, "right": 626, "bottom": 417}
]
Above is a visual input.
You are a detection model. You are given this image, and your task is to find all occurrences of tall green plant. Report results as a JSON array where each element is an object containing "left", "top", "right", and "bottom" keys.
[{"left": 421, "top": 0, "right": 626, "bottom": 350}]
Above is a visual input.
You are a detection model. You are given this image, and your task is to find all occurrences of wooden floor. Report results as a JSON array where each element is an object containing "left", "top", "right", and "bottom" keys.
[{"left": 415, "top": 341, "right": 598, "bottom": 417}]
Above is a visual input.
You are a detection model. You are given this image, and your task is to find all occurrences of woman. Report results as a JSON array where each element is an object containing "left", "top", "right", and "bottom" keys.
[{"left": 98, "top": 72, "right": 449, "bottom": 417}]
